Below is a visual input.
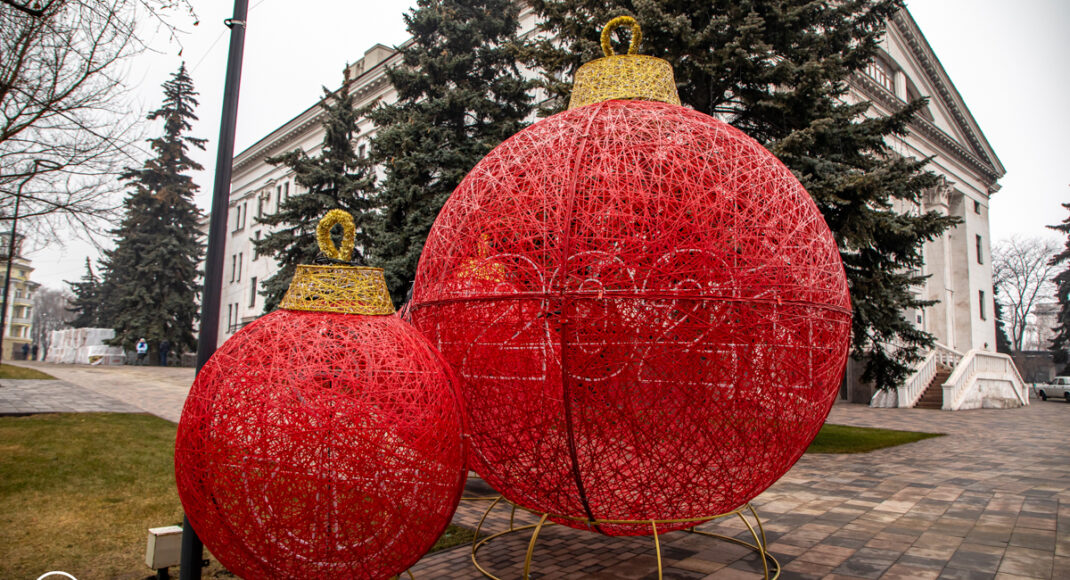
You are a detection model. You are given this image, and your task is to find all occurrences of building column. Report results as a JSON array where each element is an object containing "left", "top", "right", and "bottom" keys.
[
  {"left": 923, "top": 178, "right": 956, "bottom": 350},
  {"left": 894, "top": 69, "right": 907, "bottom": 100}
]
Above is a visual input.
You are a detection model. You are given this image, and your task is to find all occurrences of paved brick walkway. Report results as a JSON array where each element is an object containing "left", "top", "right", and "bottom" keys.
[
  {"left": 0, "top": 378, "right": 144, "bottom": 414},
  {"left": 3, "top": 361, "right": 1067, "bottom": 578},
  {"left": 410, "top": 403, "right": 1069, "bottom": 580},
  {"left": 1, "top": 361, "right": 194, "bottom": 421}
]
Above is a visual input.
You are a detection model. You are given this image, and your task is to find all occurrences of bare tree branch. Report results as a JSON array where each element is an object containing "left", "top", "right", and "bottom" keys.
[
  {"left": 993, "top": 235, "right": 1060, "bottom": 350},
  {"left": 0, "top": 0, "right": 56, "bottom": 18},
  {"left": 0, "top": 0, "right": 198, "bottom": 248}
]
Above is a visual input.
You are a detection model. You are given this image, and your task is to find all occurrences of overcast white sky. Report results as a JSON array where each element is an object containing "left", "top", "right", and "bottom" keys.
[{"left": 24, "top": 0, "right": 1070, "bottom": 290}]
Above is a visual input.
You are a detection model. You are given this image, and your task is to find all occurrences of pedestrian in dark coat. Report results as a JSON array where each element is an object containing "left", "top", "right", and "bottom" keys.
[{"left": 159, "top": 339, "right": 171, "bottom": 367}]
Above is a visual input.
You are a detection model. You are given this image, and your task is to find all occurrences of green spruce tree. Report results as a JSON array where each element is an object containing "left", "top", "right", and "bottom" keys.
[
  {"left": 66, "top": 258, "right": 108, "bottom": 328},
  {"left": 992, "top": 282, "right": 1014, "bottom": 355},
  {"left": 524, "top": 0, "right": 956, "bottom": 390},
  {"left": 1048, "top": 201, "right": 1070, "bottom": 371},
  {"left": 255, "top": 68, "right": 376, "bottom": 311},
  {"left": 367, "top": 0, "right": 533, "bottom": 305},
  {"left": 99, "top": 63, "right": 205, "bottom": 355}
]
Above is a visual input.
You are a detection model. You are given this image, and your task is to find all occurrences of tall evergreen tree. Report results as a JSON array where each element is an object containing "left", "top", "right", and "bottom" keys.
[
  {"left": 66, "top": 258, "right": 108, "bottom": 328},
  {"left": 1048, "top": 201, "right": 1070, "bottom": 371},
  {"left": 255, "top": 69, "right": 376, "bottom": 311},
  {"left": 524, "top": 0, "right": 956, "bottom": 390},
  {"left": 992, "top": 282, "right": 1014, "bottom": 355},
  {"left": 367, "top": 0, "right": 534, "bottom": 305},
  {"left": 99, "top": 63, "right": 205, "bottom": 354}
]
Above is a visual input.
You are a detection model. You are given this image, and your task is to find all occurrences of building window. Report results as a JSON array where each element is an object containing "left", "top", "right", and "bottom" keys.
[
  {"left": 979, "top": 290, "right": 986, "bottom": 320},
  {"left": 252, "top": 231, "right": 261, "bottom": 261},
  {"left": 249, "top": 277, "right": 258, "bottom": 307},
  {"left": 230, "top": 254, "right": 237, "bottom": 283},
  {"left": 283, "top": 182, "right": 290, "bottom": 202},
  {"left": 227, "top": 303, "right": 240, "bottom": 333},
  {"left": 358, "top": 143, "right": 366, "bottom": 158},
  {"left": 976, "top": 235, "right": 983, "bottom": 264},
  {"left": 256, "top": 195, "right": 264, "bottom": 219},
  {"left": 233, "top": 203, "right": 247, "bottom": 231},
  {"left": 236, "top": 252, "right": 243, "bottom": 282},
  {"left": 974, "top": 200, "right": 981, "bottom": 214},
  {"left": 864, "top": 57, "right": 894, "bottom": 93}
]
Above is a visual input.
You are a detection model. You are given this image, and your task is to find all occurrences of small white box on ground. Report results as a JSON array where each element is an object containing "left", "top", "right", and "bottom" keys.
[{"left": 145, "top": 525, "right": 183, "bottom": 570}]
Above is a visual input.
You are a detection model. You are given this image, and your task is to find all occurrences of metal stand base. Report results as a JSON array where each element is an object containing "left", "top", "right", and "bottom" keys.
[{"left": 470, "top": 497, "right": 780, "bottom": 580}]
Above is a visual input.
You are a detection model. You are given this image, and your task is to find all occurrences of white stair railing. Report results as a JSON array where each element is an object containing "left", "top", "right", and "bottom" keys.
[
  {"left": 904, "top": 343, "right": 962, "bottom": 408},
  {"left": 893, "top": 350, "right": 937, "bottom": 408},
  {"left": 872, "top": 343, "right": 961, "bottom": 408},
  {"left": 942, "top": 350, "right": 1028, "bottom": 410}
]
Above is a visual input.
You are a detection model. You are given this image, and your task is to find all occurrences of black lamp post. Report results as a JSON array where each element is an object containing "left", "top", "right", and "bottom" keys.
[{"left": 179, "top": 1, "right": 249, "bottom": 578}]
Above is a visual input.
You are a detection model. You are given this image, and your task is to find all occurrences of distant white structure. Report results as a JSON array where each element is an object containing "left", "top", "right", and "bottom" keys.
[
  {"left": 1030, "top": 301, "right": 1060, "bottom": 352},
  {"left": 46, "top": 328, "right": 125, "bottom": 365}
]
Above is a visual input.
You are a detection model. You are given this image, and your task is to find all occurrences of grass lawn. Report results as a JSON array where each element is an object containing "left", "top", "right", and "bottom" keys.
[
  {"left": 0, "top": 413, "right": 187, "bottom": 580},
  {"left": 808, "top": 423, "right": 944, "bottom": 454},
  {"left": 0, "top": 413, "right": 935, "bottom": 578},
  {"left": 0, "top": 413, "right": 475, "bottom": 579},
  {"left": 0, "top": 363, "right": 56, "bottom": 380}
]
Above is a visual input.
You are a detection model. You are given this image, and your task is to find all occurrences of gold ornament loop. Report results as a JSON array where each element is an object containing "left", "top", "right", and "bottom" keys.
[
  {"left": 601, "top": 15, "right": 642, "bottom": 57},
  {"left": 316, "top": 209, "right": 356, "bottom": 262},
  {"left": 569, "top": 16, "right": 680, "bottom": 110}
]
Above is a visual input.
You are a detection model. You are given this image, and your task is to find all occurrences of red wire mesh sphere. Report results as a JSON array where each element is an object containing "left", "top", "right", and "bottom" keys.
[
  {"left": 175, "top": 309, "right": 465, "bottom": 578},
  {"left": 410, "top": 99, "right": 851, "bottom": 536}
]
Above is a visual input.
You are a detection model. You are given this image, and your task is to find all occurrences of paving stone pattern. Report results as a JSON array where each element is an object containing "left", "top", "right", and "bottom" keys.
[
  {"left": 1, "top": 361, "right": 194, "bottom": 421},
  {"left": 3, "top": 362, "right": 1067, "bottom": 578},
  {"left": 412, "top": 404, "right": 1069, "bottom": 579},
  {"left": 0, "top": 379, "right": 143, "bottom": 415}
]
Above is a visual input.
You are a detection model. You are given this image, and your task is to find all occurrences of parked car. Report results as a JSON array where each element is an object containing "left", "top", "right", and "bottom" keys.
[{"left": 1034, "top": 376, "right": 1070, "bottom": 402}]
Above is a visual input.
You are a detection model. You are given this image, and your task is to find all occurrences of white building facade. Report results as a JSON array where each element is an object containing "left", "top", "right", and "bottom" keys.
[
  {"left": 214, "top": 8, "right": 1017, "bottom": 405},
  {"left": 1, "top": 232, "right": 39, "bottom": 360}
]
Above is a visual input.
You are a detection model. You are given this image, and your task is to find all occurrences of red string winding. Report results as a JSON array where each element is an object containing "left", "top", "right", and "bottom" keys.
[
  {"left": 411, "top": 99, "right": 851, "bottom": 536},
  {"left": 175, "top": 310, "right": 466, "bottom": 578}
]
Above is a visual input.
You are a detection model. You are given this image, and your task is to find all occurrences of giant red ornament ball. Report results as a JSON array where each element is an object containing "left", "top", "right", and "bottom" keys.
[
  {"left": 175, "top": 212, "right": 465, "bottom": 578},
  {"left": 410, "top": 59, "right": 851, "bottom": 534}
]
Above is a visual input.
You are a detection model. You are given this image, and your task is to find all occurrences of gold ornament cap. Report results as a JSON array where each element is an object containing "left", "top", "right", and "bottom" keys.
[
  {"left": 279, "top": 209, "right": 395, "bottom": 315},
  {"left": 568, "top": 16, "right": 681, "bottom": 110}
]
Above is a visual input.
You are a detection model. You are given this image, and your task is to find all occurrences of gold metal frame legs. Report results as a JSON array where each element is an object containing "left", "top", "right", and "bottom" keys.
[{"left": 470, "top": 498, "right": 780, "bottom": 580}]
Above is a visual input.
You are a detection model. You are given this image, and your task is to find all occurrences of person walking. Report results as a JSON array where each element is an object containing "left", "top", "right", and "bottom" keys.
[
  {"left": 159, "top": 339, "right": 171, "bottom": 367},
  {"left": 21, "top": 343, "right": 30, "bottom": 360},
  {"left": 31, "top": 343, "right": 38, "bottom": 361},
  {"left": 136, "top": 338, "right": 148, "bottom": 366}
]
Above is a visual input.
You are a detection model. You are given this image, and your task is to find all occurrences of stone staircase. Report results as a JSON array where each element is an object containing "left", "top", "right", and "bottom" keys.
[
  {"left": 871, "top": 345, "right": 1027, "bottom": 409},
  {"left": 914, "top": 365, "right": 952, "bottom": 409}
]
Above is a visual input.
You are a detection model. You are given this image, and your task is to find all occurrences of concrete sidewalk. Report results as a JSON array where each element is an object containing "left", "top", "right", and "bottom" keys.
[
  {"left": 1, "top": 360, "right": 194, "bottom": 421},
  {"left": 2, "top": 361, "right": 1067, "bottom": 578}
]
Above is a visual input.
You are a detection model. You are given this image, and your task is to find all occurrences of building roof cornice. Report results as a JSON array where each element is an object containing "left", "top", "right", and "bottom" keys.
[
  {"left": 849, "top": 73, "right": 1003, "bottom": 186},
  {"left": 231, "top": 47, "right": 404, "bottom": 176},
  {"left": 887, "top": 9, "right": 1005, "bottom": 185}
]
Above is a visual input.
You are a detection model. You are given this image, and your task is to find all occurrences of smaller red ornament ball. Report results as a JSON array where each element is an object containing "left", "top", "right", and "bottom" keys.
[{"left": 175, "top": 308, "right": 465, "bottom": 579}]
